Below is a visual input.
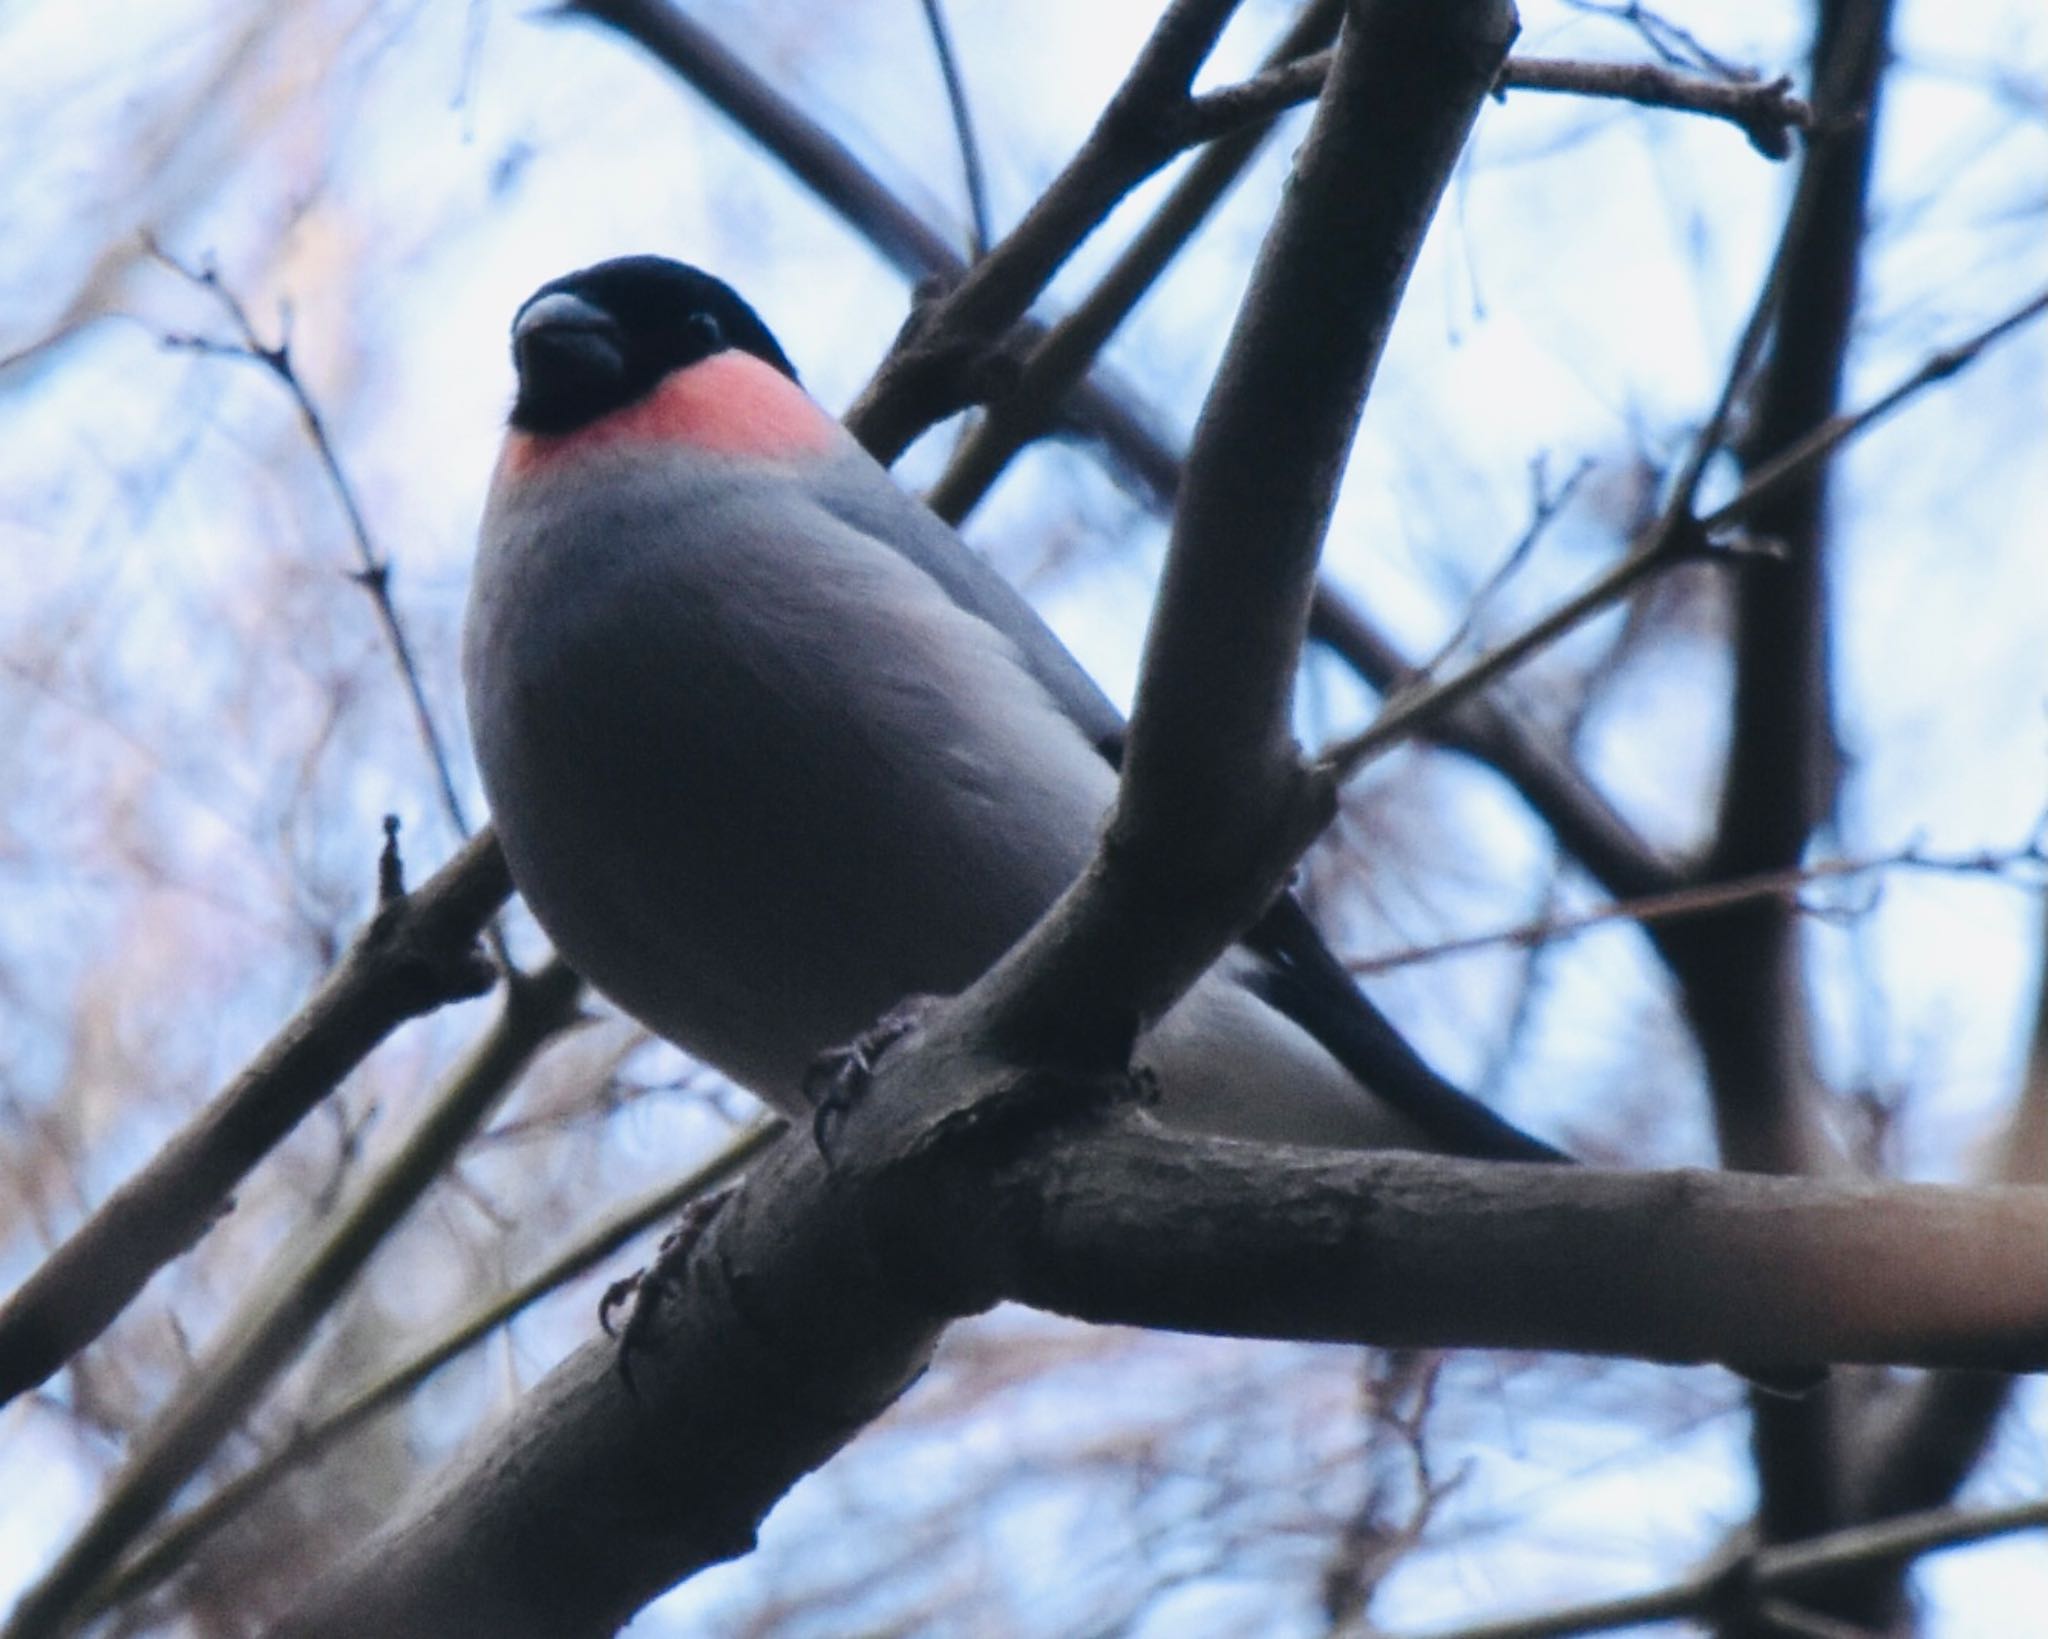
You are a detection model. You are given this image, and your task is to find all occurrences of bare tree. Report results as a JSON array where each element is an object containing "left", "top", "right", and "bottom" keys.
[{"left": 0, "top": 1, "right": 2041, "bottom": 1635}]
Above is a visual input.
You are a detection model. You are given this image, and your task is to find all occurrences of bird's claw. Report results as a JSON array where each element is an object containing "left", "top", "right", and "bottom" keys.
[
  {"left": 601, "top": 1188, "right": 733, "bottom": 1397},
  {"left": 801, "top": 998, "right": 937, "bottom": 1161}
]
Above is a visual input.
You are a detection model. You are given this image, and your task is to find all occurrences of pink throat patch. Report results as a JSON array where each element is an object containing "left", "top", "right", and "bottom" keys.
[{"left": 500, "top": 352, "right": 839, "bottom": 479}]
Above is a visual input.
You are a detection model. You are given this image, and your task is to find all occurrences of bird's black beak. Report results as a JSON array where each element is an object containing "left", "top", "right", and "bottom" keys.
[{"left": 510, "top": 291, "right": 626, "bottom": 433}]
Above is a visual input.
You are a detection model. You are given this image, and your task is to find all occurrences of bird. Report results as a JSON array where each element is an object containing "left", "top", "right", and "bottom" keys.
[{"left": 463, "top": 255, "right": 1566, "bottom": 1165}]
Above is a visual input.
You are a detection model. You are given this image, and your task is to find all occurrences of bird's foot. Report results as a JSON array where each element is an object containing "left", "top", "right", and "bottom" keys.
[
  {"left": 600, "top": 1186, "right": 734, "bottom": 1397},
  {"left": 802, "top": 996, "right": 941, "bottom": 1160}
]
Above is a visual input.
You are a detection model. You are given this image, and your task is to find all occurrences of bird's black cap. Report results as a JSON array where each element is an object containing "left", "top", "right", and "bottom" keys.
[{"left": 508, "top": 256, "right": 799, "bottom": 436}]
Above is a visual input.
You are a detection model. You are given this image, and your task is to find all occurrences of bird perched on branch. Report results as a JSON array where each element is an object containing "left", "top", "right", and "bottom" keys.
[{"left": 463, "top": 255, "right": 1564, "bottom": 1164}]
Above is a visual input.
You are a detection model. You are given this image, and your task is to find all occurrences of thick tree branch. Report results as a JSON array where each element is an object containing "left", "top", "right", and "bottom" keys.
[
  {"left": 1634, "top": 6, "right": 1916, "bottom": 1631},
  {"left": 0, "top": 827, "right": 508, "bottom": 1412},
  {"left": 1003, "top": 1135, "right": 2046, "bottom": 1366},
  {"left": 266, "top": 1096, "right": 2048, "bottom": 1639},
  {"left": 965, "top": 0, "right": 1518, "bottom": 1064},
  {"left": 1688, "top": 0, "right": 1892, "bottom": 1175}
]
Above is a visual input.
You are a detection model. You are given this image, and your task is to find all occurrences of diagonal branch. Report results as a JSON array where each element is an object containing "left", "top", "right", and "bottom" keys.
[
  {"left": 150, "top": 243, "right": 478, "bottom": 846},
  {"left": 78, "top": 1118, "right": 786, "bottom": 1627},
  {"left": 2, "top": 961, "right": 583, "bottom": 1639},
  {"left": 1345, "top": 837, "right": 2048, "bottom": 978},
  {"left": 967, "top": 0, "right": 1520, "bottom": 1063},
  {"left": 921, "top": 0, "right": 1347, "bottom": 524},
  {"left": 0, "top": 827, "right": 508, "bottom": 1413},
  {"left": 1401, "top": 1494, "right": 2048, "bottom": 1639}
]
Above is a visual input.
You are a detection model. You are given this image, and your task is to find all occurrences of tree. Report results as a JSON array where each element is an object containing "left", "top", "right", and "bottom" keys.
[{"left": 0, "top": 1, "right": 2041, "bottom": 1635}]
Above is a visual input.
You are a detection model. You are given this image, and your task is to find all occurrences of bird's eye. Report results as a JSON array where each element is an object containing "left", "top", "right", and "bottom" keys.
[{"left": 685, "top": 312, "right": 724, "bottom": 353}]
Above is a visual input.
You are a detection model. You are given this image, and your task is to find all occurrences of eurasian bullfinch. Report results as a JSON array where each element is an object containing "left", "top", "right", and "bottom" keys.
[{"left": 463, "top": 255, "right": 1565, "bottom": 1163}]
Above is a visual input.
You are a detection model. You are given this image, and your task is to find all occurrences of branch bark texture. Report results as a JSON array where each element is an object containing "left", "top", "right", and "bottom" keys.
[{"left": 268, "top": 1094, "right": 2048, "bottom": 1639}]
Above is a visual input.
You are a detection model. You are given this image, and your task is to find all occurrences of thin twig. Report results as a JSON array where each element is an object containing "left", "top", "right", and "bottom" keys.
[
  {"left": 1410, "top": 457, "right": 1594, "bottom": 685},
  {"left": 917, "top": 0, "right": 992, "bottom": 260},
  {"left": 1391, "top": 1495, "right": 2048, "bottom": 1639},
  {"left": 1560, "top": 0, "right": 1749, "bottom": 80},
  {"left": 1316, "top": 522, "right": 1699, "bottom": 783},
  {"left": 1702, "top": 285, "right": 2048, "bottom": 538},
  {"left": 147, "top": 240, "right": 476, "bottom": 847},
  {"left": 1659, "top": 133, "right": 1829, "bottom": 535},
  {"left": 1347, "top": 839, "right": 2047, "bottom": 978},
  {"left": 1172, "top": 48, "right": 1813, "bottom": 159}
]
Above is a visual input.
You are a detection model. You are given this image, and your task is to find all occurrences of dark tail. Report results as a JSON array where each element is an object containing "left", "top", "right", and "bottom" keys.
[{"left": 1245, "top": 895, "right": 1571, "bottom": 1165}]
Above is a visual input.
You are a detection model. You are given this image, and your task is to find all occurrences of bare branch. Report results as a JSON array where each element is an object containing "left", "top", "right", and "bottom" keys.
[
  {"left": 149, "top": 241, "right": 478, "bottom": 846},
  {"left": 839, "top": 0, "right": 1251, "bottom": 458},
  {"left": 1397, "top": 1495, "right": 2048, "bottom": 1639},
  {"left": 1317, "top": 517, "right": 1706, "bottom": 784},
  {"left": 1178, "top": 50, "right": 1814, "bottom": 158},
  {"left": 1701, "top": 285, "right": 2048, "bottom": 540},
  {"left": 0, "top": 828, "right": 508, "bottom": 1413},
  {"left": 1304, "top": 591, "right": 1684, "bottom": 901},
  {"left": 81, "top": 1118, "right": 785, "bottom": 1627},
  {"left": 922, "top": 0, "right": 1346, "bottom": 523},
  {"left": 1311, "top": 72, "right": 2040, "bottom": 831},
  {"left": 1498, "top": 58, "right": 1812, "bottom": 159},
  {"left": 264, "top": 1102, "right": 2048, "bottom": 1638},
  {"left": 1408, "top": 458, "right": 1594, "bottom": 685},
  {"left": 1348, "top": 838, "right": 2048, "bottom": 978},
  {"left": 1655, "top": 6, "right": 1899, "bottom": 1605},
  {"left": 916, "top": 0, "right": 992, "bottom": 260},
  {"left": 1304, "top": 130, "right": 1873, "bottom": 793},
  {"left": 3, "top": 962, "right": 583, "bottom": 1639},
  {"left": 966, "top": 0, "right": 1520, "bottom": 1063}
]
